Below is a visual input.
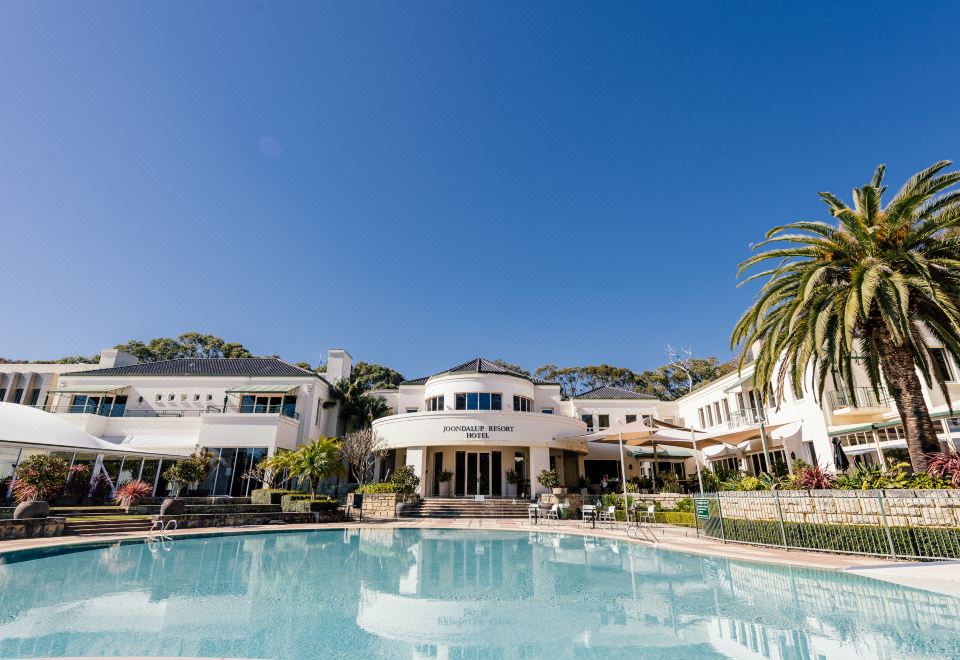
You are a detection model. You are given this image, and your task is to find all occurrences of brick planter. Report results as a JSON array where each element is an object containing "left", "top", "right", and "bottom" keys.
[{"left": 358, "top": 493, "right": 419, "bottom": 519}]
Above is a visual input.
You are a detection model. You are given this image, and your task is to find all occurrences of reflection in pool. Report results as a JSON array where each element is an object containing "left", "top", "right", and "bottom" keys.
[{"left": 1, "top": 528, "right": 958, "bottom": 658}]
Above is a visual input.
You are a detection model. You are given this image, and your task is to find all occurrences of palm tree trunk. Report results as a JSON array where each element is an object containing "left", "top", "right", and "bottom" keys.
[{"left": 876, "top": 330, "right": 941, "bottom": 471}]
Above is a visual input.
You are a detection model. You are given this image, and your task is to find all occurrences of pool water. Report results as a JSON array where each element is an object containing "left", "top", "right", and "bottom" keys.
[{"left": 1, "top": 528, "right": 959, "bottom": 659}]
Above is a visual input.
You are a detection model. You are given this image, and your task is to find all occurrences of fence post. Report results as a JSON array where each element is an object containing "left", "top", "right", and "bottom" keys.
[
  {"left": 773, "top": 491, "right": 788, "bottom": 550},
  {"left": 877, "top": 491, "right": 897, "bottom": 560},
  {"left": 715, "top": 493, "right": 726, "bottom": 543}
]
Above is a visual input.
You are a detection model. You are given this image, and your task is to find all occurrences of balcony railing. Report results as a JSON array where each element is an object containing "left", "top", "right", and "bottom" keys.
[
  {"left": 829, "top": 387, "right": 892, "bottom": 410},
  {"left": 30, "top": 404, "right": 300, "bottom": 421},
  {"left": 726, "top": 407, "right": 764, "bottom": 429}
]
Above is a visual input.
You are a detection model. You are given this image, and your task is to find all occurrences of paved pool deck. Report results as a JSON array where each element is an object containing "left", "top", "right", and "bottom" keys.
[{"left": 4, "top": 517, "right": 960, "bottom": 597}]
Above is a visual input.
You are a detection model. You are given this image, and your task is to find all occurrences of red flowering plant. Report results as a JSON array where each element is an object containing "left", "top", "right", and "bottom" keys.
[
  {"left": 114, "top": 480, "right": 153, "bottom": 511},
  {"left": 925, "top": 450, "right": 960, "bottom": 488},
  {"left": 12, "top": 454, "right": 69, "bottom": 503},
  {"left": 792, "top": 465, "right": 835, "bottom": 490},
  {"left": 64, "top": 464, "right": 92, "bottom": 498}
]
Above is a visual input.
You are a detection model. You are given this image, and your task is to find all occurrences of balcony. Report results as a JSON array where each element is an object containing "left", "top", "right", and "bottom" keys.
[
  {"left": 31, "top": 403, "right": 300, "bottom": 421},
  {"left": 828, "top": 387, "right": 892, "bottom": 413},
  {"left": 726, "top": 407, "right": 764, "bottom": 430}
]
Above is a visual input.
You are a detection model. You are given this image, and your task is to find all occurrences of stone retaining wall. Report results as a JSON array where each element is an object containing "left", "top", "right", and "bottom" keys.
[
  {"left": 129, "top": 503, "right": 282, "bottom": 515},
  {"left": 357, "top": 493, "right": 419, "bottom": 519},
  {"left": 718, "top": 490, "right": 960, "bottom": 528},
  {"left": 0, "top": 517, "right": 65, "bottom": 540},
  {"left": 154, "top": 510, "right": 344, "bottom": 529}
]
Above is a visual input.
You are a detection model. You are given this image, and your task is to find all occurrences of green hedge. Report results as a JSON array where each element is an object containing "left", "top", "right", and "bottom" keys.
[
  {"left": 708, "top": 517, "right": 960, "bottom": 559},
  {"left": 251, "top": 489, "right": 299, "bottom": 505},
  {"left": 354, "top": 483, "right": 397, "bottom": 494},
  {"left": 656, "top": 511, "right": 696, "bottom": 527},
  {"left": 280, "top": 494, "right": 338, "bottom": 513}
]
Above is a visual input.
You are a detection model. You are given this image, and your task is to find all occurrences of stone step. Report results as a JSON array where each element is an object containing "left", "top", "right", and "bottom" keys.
[{"left": 63, "top": 519, "right": 154, "bottom": 535}]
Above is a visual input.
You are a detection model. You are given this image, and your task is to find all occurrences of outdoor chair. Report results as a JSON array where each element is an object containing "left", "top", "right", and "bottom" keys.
[
  {"left": 597, "top": 505, "right": 617, "bottom": 527},
  {"left": 527, "top": 503, "right": 540, "bottom": 525},
  {"left": 543, "top": 504, "right": 560, "bottom": 524},
  {"left": 580, "top": 504, "right": 597, "bottom": 527},
  {"left": 637, "top": 504, "right": 656, "bottom": 525}
]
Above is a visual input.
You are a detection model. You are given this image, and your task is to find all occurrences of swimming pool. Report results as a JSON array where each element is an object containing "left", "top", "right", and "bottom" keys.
[{"left": 1, "top": 528, "right": 958, "bottom": 659}]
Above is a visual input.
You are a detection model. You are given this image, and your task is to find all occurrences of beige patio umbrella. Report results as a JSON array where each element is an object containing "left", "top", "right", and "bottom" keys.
[{"left": 585, "top": 419, "right": 733, "bottom": 494}]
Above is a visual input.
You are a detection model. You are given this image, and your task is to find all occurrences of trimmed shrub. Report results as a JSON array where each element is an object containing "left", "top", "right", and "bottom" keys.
[
  {"left": 655, "top": 511, "right": 696, "bottom": 527},
  {"left": 354, "top": 482, "right": 397, "bottom": 494},
  {"left": 251, "top": 489, "right": 298, "bottom": 505},
  {"left": 674, "top": 497, "right": 694, "bottom": 513},
  {"left": 708, "top": 517, "right": 960, "bottom": 559},
  {"left": 280, "top": 494, "right": 338, "bottom": 513}
]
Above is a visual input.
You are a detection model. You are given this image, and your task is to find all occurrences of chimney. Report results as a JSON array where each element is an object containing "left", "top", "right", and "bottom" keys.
[
  {"left": 98, "top": 349, "right": 140, "bottom": 369},
  {"left": 325, "top": 349, "right": 353, "bottom": 383}
]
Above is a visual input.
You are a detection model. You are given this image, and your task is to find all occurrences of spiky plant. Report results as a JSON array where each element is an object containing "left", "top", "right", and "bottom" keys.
[
  {"left": 733, "top": 161, "right": 960, "bottom": 471},
  {"left": 287, "top": 436, "right": 344, "bottom": 498}
]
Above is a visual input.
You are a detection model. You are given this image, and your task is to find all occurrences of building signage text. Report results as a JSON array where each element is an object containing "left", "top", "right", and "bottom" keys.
[{"left": 442, "top": 425, "right": 515, "bottom": 439}]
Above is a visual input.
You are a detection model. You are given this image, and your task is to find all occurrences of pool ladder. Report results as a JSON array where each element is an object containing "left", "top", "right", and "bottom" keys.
[{"left": 146, "top": 519, "right": 178, "bottom": 550}]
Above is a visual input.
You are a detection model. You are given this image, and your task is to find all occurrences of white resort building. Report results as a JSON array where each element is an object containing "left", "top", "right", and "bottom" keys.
[
  {"left": 4, "top": 339, "right": 960, "bottom": 500},
  {"left": 2, "top": 348, "right": 354, "bottom": 498},
  {"left": 370, "top": 358, "right": 682, "bottom": 498}
]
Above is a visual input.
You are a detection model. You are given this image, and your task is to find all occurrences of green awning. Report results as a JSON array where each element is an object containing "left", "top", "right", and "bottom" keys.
[
  {"left": 225, "top": 384, "right": 298, "bottom": 394},
  {"left": 49, "top": 384, "right": 128, "bottom": 394}
]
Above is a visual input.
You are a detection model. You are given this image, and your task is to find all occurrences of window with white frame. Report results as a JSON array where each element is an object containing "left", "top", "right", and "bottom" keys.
[
  {"left": 698, "top": 408, "right": 706, "bottom": 428},
  {"left": 405, "top": 407, "right": 418, "bottom": 414},
  {"left": 713, "top": 402, "right": 722, "bottom": 424},
  {"left": 167, "top": 394, "right": 175, "bottom": 402},
  {"left": 513, "top": 395, "right": 533, "bottom": 412},
  {"left": 597, "top": 414, "right": 610, "bottom": 429},
  {"left": 581, "top": 414, "right": 593, "bottom": 431},
  {"left": 541, "top": 408, "right": 554, "bottom": 414},
  {"left": 455, "top": 393, "right": 503, "bottom": 410},
  {"left": 930, "top": 347, "right": 956, "bottom": 382},
  {"left": 711, "top": 457, "right": 739, "bottom": 474},
  {"left": 155, "top": 394, "right": 162, "bottom": 402},
  {"left": 426, "top": 395, "right": 444, "bottom": 411}
]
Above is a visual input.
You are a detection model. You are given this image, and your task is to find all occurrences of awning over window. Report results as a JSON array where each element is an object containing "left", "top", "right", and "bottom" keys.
[
  {"left": 48, "top": 384, "right": 128, "bottom": 394},
  {"left": 225, "top": 384, "right": 298, "bottom": 394},
  {"left": 104, "top": 435, "right": 197, "bottom": 456},
  {"left": 630, "top": 446, "right": 695, "bottom": 459}
]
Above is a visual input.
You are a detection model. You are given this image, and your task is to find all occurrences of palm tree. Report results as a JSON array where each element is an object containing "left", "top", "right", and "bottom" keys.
[
  {"left": 330, "top": 377, "right": 392, "bottom": 432},
  {"left": 732, "top": 161, "right": 960, "bottom": 471},
  {"left": 288, "top": 437, "right": 344, "bottom": 497}
]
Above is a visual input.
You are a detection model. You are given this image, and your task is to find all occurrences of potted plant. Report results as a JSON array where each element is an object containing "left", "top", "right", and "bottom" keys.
[
  {"left": 437, "top": 469, "right": 454, "bottom": 497},
  {"left": 11, "top": 454, "right": 69, "bottom": 520},
  {"left": 504, "top": 469, "right": 521, "bottom": 498},
  {"left": 536, "top": 469, "right": 562, "bottom": 494},
  {"left": 114, "top": 479, "right": 153, "bottom": 512},
  {"left": 160, "top": 457, "right": 205, "bottom": 515}
]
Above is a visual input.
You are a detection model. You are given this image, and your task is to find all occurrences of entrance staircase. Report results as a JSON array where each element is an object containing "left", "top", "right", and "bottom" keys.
[
  {"left": 400, "top": 497, "right": 531, "bottom": 519},
  {"left": 62, "top": 518, "right": 155, "bottom": 536}
]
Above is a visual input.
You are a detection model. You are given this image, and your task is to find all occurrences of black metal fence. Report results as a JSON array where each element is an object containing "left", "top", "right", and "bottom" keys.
[{"left": 695, "top": 490, "right": 960, "bottom": 560}]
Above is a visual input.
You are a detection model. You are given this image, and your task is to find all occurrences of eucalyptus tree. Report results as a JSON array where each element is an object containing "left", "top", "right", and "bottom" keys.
[{"left": 732, "top": 161, "right": 960, "bottom": 470}]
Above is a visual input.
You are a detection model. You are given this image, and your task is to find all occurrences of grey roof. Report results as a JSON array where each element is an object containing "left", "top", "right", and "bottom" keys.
[
  {"left": 401, "top": 357, "right": 555, "bottom": 386},
  {"left": 573, "top": 385, "right": 658, "bottom": 400},
  {"left": 68, "top": 358, "right": 321, "bottom": 379}
]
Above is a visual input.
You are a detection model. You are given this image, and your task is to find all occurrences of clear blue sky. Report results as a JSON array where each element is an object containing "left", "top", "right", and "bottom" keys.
[{"left": 2, "top": 1, "right": 958, "bottom": 378}]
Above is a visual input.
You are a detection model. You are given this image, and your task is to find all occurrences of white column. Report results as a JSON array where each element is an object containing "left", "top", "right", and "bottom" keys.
[
  {"left": 529, "top": 446, "right": 550, "bottom": 499},
  {"left": 405, "top": 446, "right": 427, "bottom": 497}
]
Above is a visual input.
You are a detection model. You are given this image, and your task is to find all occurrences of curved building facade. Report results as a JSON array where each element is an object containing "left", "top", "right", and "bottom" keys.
[{"left": 371, "top": 358, "right": 681, "bottom": 497}]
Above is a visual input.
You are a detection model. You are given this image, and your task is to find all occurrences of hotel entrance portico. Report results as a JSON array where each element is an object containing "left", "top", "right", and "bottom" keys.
[{"left": 373, "top": 411, "right": 588, "bottom": 498}]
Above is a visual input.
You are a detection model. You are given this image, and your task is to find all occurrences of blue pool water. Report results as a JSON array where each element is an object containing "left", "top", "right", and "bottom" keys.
[{"left": 1, "top": 528, "right": 959, "bottom": 659}]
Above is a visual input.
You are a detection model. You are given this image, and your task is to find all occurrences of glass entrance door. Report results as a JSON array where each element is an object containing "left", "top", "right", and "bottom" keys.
[{"left": 465, "top": 451, "right": 491, "bottom": 496}]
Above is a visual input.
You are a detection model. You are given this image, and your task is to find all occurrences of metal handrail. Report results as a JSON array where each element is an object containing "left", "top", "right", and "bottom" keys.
[
  {"left": 29, "top": 404, "right": 300, "bottom": 420},
  {"left": 726, "top": 407, "right": 763, "bottom": 429},
  {"left": 829, "top": 387, "right": 892, "bottom": 409}
]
